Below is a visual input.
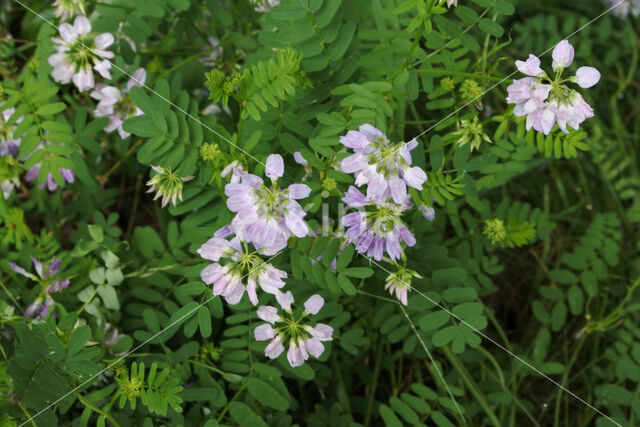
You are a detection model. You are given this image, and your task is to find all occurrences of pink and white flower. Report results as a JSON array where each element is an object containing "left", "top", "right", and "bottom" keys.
[
  {"left": 198, "top": 235, "right": 288, "bottom": 305},
  {"left": 53, "top": 0, "right": 86, "bottom": 21},
  {"left": 384, "top": 267, "right": 421, "bottom": 306},
  {"left": 341, "top": 186, "right": 416, "bottom": 261},
  {"left": 253, "top": 0, "right": 280, "bottom": 12},
  {"left": 506, "top": 40, "right": 600, "bottom": 135},
  {"left": 223, "top": 154, "right": 311, "bottom": 255},
  {"left": 11, "top": 256, "right": 70, "bottom": 319},
  {"left": 24, "top": 142, "right": 75, "bottom": 192},
  {"left": 48, "top": 15, "right": 114, "bottom": 92},
  {"left": 339, "top": 124, "right": 427, "bottom": 205},
  {"left": 91, "top": 68, "right": 146, "bottom": 139},
  {"left": 254, "top": 294, "right": 334, "bottom": 367},
  {"left": 605, "top": 0, "right": 640, "bottom": 18}
]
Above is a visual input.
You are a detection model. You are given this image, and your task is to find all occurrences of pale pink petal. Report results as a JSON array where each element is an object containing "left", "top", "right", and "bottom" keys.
[{"left": 303, "top": 294, "right": 324, "bottom": 315}]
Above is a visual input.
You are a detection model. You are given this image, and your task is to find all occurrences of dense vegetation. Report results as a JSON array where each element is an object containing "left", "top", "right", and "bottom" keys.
[{"left": 0, "top": 0, "right": 639, "bottom": 426}]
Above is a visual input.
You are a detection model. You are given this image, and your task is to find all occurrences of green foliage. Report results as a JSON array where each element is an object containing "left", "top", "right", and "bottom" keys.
[
  {"left": 123, "top": 80, "right": 203, "bottom": 175},
  {"left": 114, "top": 362, "right": 183, "bottom": 416},
  {"left": 379, "top": 383, "right": 462, "bottom": 426},
  {"left": 2, "top": 76, "right": 75, "bottom": 187},
  {"left": 1, "top": 0, "right": 639, "bottom": 426},
  {"left": 530, "top": 128, "right": 590, "bottom": 159}
]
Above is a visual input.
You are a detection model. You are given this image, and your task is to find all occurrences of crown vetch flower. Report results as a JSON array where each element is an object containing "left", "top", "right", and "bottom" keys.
[
  {"left": 339, "top": 124, "right": 427, "bottom": 205},
  {"left": 198, "top": 236, "right": 287, "bottom": 305},
  {"left": 0, "top": 156, "right": 22, "bottom": 199},
  {"left": 574, "top": 66, "right": 601, "bottom": 89},
  {"left": 419, "top": 204, "right": 436, "bottom": 221},
  {"left": 252, "top": 0, "right": 280, "bottom": 12},
  {"left": 515, "top": 54, "right": 545, "bottom": 77},
  {"left": 0, "top": 108, "right": 22, "bottom": 157},
  {"left": 48, "top": 15, "right": 114, "bottom": 92},
  {"left": 200, "top": 37, "right": 223, "bottom": 67},
  {"left": 605, "top": 0, "right": 640, "bottom": 18},
  {"left": 341, "top": 186, "right": 416, "bottom": 261},
  {"left": 53, "top": 0, "right": 86, "bottom": 21},
  {"left": 254, "top": 294, "right": 333, "bottom": 367},
  {"left": 0, "top": 108, "right": 23, "bottom": 198},
  {"left": 146, "top": 165, "right": 193, "bottom": 208},
  {"left": 551, "top": 40, "right": 574, "bottom": 71},
  {"left": 385, "top": 266, "right": 421, "bottom": 306},
  {"left": 91, "top": 68, "right": 146, "bottom": 139},
  {"left": 24, "top": 142, "right": 75, "bottom": 192},
  {"left": 506, "top": 40, "right": 600, "bottom": 135},
  {"left": 11, "top": 256, "right": 69, "bottom": 319},
  {"left": 224, "top": 154, "right": 311, "bottom": 255}
]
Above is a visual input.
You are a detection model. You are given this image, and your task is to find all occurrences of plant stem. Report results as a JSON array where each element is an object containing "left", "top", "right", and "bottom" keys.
[
  {"left": 152, "top": 44, "right": 222, "bottom": 84},
  {"left": 364, "top": 338, "right": 384, "bottom": 426},
  {"left": 442, "top": 345, "right": 502, "bottom": 427},
  {"left": 76, "top": 286, "right": 99, "bottom": 315},
  {"left": 75, "top": 392, "right": 120, "bottom": 426},
  {"left": 399, "top": 305, "right": 466, "bottom": 424},
  {"left": 330, "top": 351, "right": 353, "bottom": 416},
  {"left": 414, "top": 68, "right": 504, "bottom": 81},
  {"left": 216, "top": 378, "right": 249, "bottom": 422},
  {"left": 98, "top": 139, "right": 144, "bottom": 186}
]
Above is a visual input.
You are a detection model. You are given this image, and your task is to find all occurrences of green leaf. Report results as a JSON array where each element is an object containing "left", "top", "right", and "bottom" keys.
[
  {"left": 198, "top": 306, "right": 212, "bottom": 338},
  {"left": 337, "top": 273, "right": 357, "bottom": 295},
  {"left": 549, "top": 269, "right": 576, "bottom": 285},
  {"left": 344, "top": 267, "right": 374, "bottom": 278},
  {"left": 229, "top": 402, "right": 268, "bottom": 427},
  {"left": 335, "top": 245, "right": 354, "bottom": 271},
  {"left": 246, "top": 378, "right": 289, "bottom": 411},
  {"left": 67, "top": 325, "right": 91, "bottom": 356},
  {"left": 432, "top": 326, "right": 456, "bottom": 347},
  {"left": 494, "top": 1, "right": 515, "bottom": 15},
  {"left": 379, "top": 404, "right": 403, "bottom": 427},
  {"left": 419, "top": 311, "right": 450, "bottom": 332},
  {"left": 36, "top": 102, "right": 67, "bottom": 116},
  {"left": 433, "top": 15, "right": 462, "bottom": 38},
  {"left": 88, "top": 224, "right": 104, "bottom": 243},
  {"left": 478, "top": 19, "right": 504, "bottom": 37},
  {"left": 97, "top": 285, "right": 120, "bottom": 310}
]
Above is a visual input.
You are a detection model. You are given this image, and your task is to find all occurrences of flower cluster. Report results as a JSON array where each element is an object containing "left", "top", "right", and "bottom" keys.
[
  {"left": 146, "top": 165, "right": 193, "bottom": 208},
  {"left": 0, "top": 108, "right": 21, "bottom": 157},
  {"left": 24, "top": 142, "right": 75, "bottom": 192},
  {"left": 11, "top": 257, "right": 69, "bottom": 319},
  {"left": 198, "top": 236, "right": 288, "bottom": 305},
  {"left": 0, "top": 108, "right": 23, "bottom": 198},
  {"left": 200, "top": 37, "right": 223, "bottom": 68},
  {"left": 341, "top": 186, "right": 416, "bottom": 261},
  {"left": 197, "top": 154, "right": 317, "bottom": 364},
  {"left": 91, "top": 68, "right": 146, "bottom": 139},
  {"left": 385, "top": 267, "right": 421, "bottom": 306},
  {"left": 252, "top": 0, "right": 280, "bottom": 12},
  {"left": 337, "top": 124, "right": 429, "bottom": 303},
  {"left": 53, "top": 0, "right": 86, "bottom": 21},
  {"left": 506, "top": 40, "right": 600, "bottom": 135},
  {"left": 254, "top": 294, "right": 333, "bottom": 367},
  {"left": 340, "top": 124, "right": 426, "bottom": 204},
  {"left": 606, "top": 0, "right": 640, "bottom": 18},
  {"left": 223, "top": 154, "right": 311, "bottom": 255},
  {"left": 49, "top": 15, "right": 114, "bottom": 92}
]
